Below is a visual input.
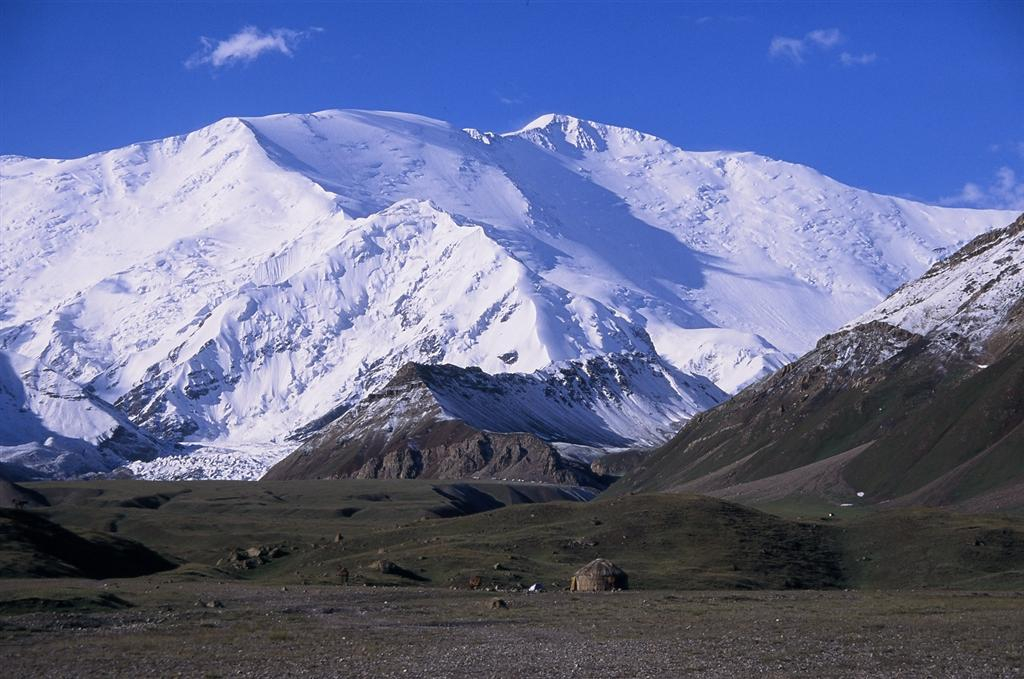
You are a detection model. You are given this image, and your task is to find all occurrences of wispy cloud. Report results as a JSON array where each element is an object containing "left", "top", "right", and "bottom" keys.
[
  {"left": 694, "top": 14, "right": 752, "bottom": 26},
  {"left": 495, "top": 92, "right": 524, "bottom": 106},
  {"left": 840, "top": 51, "right": 878, "bottom": 67},
  {"left": 806, "top": 28, "right": 842, "bottom": 49},
  {"left": 186, "top": 26, "right": 321, "bottom": 69},
  {"left": 491, "top": 86, "right": 528, "bottom": 107},
  {"left": 768, "top": 36, "right": 807, "bottom": 63},
  {"left": 989, "top": 141, "right": 1024, "bottom": 159},
  {"left": 940, "top": 166, "right": 1024, "bottom": 210},
  {"left": 770, "top": 28, "right": 877, "bottom": 67}
]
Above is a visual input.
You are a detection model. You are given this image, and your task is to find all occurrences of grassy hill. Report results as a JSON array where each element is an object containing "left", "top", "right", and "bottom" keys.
[{"left": 3, "top": 478, "right": 1022, "bottom": 591}]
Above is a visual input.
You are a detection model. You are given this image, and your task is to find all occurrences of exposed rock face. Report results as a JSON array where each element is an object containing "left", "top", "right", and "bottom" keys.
[
  {"left": 613, "top": 215, "right": 1024, "bottom": 512},
  {"left": 351, "top": 423, "right": 588, "bottom": 484},
  {"left": 263, "top": 363, "right": 607, "bottom": 487}
]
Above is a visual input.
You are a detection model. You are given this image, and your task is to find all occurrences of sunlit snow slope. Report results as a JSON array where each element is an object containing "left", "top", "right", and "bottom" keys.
[{"left": 1, "top": 110, "right": 1014, "bottom": 452}]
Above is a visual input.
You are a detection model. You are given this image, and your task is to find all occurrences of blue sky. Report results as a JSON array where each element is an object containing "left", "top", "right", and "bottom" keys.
[{"left": 2, "top": 1, "right": 1022, "bottom": 208}]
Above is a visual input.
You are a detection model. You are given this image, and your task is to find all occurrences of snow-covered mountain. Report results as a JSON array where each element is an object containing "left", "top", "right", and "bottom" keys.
[
  {"left": 0, "top": 109, "right": 1014, "bottom": 475},
  {"left": 0, "top": 351, "right": 164, "bottom": 479}
]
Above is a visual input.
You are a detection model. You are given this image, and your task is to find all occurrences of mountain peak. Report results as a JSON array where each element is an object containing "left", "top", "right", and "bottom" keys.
[
  {"left": 501, "top": 112, "right": 678, "bottom": 156},
  {"left": 505, "top": 113, "right": 610, "bottom": 152},
  {"left": 511, "top": 113, "right": 573, "bottom": 132}
]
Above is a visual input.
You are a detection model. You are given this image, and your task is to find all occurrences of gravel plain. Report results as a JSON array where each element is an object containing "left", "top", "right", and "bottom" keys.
[{"left": 2, "top": 581, "right": 1023, "bottom": 678}]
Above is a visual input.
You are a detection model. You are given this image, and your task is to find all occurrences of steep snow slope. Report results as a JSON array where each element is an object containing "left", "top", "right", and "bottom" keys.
[
  {"left": 0, "top": 351, "right": 164, "bottom": 479},
  {"left": 1, "top": 110, "right": 1014, "bottom": 459}
]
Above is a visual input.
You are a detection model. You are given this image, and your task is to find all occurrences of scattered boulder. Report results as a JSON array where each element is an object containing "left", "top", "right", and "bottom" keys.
[
  {"left": 488, "top": 598, "right": 509, "bottom": 610},
  {"left": 468, "top": 575, "right": 483, "bottom": 590},
  {"left": 369, "top": 559, "right": 425, "bottom": 581},
  {"left": 372, "top": 559, "right": 399, "bottom": 575},
  {"left": 218, "top": 544, "right": 289, "bottom": 570}
]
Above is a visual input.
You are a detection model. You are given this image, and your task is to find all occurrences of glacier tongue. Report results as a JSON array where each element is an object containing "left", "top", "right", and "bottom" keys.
[
  {"left": 0, "top": 108, "right": 1017, "bottom": 474},
  {"left": 125, "top": 442, "right": 293, "bottom": 481}
]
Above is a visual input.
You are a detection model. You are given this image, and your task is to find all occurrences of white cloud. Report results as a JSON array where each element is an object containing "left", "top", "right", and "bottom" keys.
[
  {"left": 186, "top": 26, "right": 321, "bottom": 69},
  {"left": 807, "top": 28, "right": 843, "bottom": 48},
  {"left": 840, "top": 51, "right": 878, "bottom": 66},
  {"left": 940, "top": 166, "right": 1024, "bottom": 210},
  {"left": 770, "top": 28, "right": 878, "bottom": 67}
]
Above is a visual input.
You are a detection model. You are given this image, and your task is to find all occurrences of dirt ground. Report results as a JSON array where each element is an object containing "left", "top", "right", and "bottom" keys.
[{"left": 2, "top": 580, "right": 1022, "bottom": 678}]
